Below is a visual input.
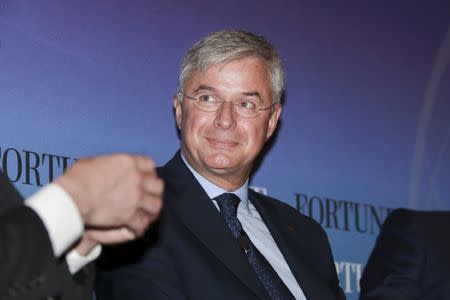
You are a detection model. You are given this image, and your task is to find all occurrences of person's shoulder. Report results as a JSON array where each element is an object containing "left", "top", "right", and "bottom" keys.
[
  {"left": 382, "top": 208, "right": 450, "bottom": 240},
  {"left": 384, "top": 208, "right": 414, "bottom": 222},
  {"left": 386, "top": 208, "right": 450, "bottom": 225},
  {"left": 156, "top": 151, "right": 186, "bottom": 180},
  {"left": 250, "top": 189, "right": 324, "bottom": 230}
]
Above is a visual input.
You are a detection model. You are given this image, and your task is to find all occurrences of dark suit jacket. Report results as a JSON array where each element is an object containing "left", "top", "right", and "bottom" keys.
[
  {"left": 96, "top": 151, "right": 344, "bottom": 299},
  {"left": 0, "top": 170, "right": 94, "bottom": 300},
  {"left": 360, "top": 209, "right": 450, "bottom": 300}
]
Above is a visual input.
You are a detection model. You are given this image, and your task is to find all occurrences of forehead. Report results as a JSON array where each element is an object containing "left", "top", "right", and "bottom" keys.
[{"left": 184, "top": 57, "right": 272, "bottom": 98}]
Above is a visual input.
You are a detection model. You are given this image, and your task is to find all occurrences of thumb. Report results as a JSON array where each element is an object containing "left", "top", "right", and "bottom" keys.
[{"left": 85, "top": 227, "right": 136, "bottom": 245}]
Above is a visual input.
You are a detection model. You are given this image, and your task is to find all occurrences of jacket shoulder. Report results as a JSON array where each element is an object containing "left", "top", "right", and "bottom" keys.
[{"left": 249, "top": 189, "right": 326, "bottom": 232}]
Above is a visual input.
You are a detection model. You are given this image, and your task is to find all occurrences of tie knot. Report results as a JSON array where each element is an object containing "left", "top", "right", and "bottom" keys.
[{"left": 214, "top": 193, "right": 241, "bottom": 217}]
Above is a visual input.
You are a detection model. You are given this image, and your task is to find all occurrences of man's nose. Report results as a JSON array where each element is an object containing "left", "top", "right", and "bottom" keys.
[{"left": 214, "top": 101, "right": 237, "bottom": 129}]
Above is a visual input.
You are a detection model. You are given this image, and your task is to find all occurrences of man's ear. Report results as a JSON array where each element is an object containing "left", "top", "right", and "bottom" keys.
[
  {"left": 266, "top": 104, "right": 282, "bottom": 140},
  {"left": 173, "top": 96, "right": 182, "bottom": 130}
]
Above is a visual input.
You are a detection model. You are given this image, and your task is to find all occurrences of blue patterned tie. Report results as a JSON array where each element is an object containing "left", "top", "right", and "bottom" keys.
[{"left": 215, "top": 193, "right": 295, "bottom": 300}]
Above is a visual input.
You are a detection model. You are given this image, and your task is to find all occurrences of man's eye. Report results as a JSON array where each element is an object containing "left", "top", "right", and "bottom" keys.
[
  {"left": 198, "top": 94, "right": 216, "bottom": 102},
  {"left": 238, "top": 100, "right": 257, "bottom": 110}
]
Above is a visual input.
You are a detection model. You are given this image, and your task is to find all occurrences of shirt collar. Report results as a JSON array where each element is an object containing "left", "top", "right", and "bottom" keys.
[{"left": 181, "top": 153, "right": 249, "bottom": 207}]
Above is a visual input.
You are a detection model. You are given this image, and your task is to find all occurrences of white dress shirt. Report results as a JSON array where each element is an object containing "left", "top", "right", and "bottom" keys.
[
  {"left": 182, "top": 155, "right": 307, "bottom": 299},
  {"left": 25, "top": 183, "right": 101, "bottom": 274}
]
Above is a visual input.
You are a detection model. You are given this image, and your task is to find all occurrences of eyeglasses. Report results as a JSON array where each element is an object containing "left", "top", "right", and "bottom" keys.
[{"left": 180, "top": 91, "right": 276, "bottom": 119}]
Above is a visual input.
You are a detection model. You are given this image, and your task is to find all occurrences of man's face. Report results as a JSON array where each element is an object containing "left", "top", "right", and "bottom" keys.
[{"left": 174, "top": 56, "right": 282, "bottom": 188}]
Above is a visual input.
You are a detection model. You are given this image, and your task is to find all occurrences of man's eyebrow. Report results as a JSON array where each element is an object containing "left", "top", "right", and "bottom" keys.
[
  {"left": 193, "top": 85, "right": 215, "bottom": 93},
  {"left": 242, "top": 91, "right": 263, "bottom": 102},
  {"left": 193, "top": 86, "right": 264, "bottom": 103}
]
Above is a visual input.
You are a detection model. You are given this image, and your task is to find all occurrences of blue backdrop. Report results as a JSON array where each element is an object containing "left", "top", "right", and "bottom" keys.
[{"left": 1, "top": 1, "right": 449, "bottom": 298}]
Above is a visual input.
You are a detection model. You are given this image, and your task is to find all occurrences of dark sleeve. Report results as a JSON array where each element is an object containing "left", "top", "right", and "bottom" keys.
[
  {"left": 96, "top": 247, "right": 183, "bottom": 299},
  {"left": 359, "top": 209, "right": 423, "bottom": 300},
  {"left": 0, "top": 205, "right": 56, "bottom": 296},
  {"left": 0, "top": 206, "right": 94, "bottom": 299},
  {"left": 0, "top": 170, "right": 24, "bottom": 210},
  {"left": 95, "top": 219, "right": 186, "bottom": 300}
]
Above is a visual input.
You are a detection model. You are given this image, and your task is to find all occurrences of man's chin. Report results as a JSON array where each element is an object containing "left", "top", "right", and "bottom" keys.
[
  {"left": 202, "top": 154, "right": 238, "bottom": 172},
  {"left": 205, "top": 161, "right": 234, "bottom": 173}
]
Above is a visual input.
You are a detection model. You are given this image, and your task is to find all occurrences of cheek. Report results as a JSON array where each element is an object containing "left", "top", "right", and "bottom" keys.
[
  {"left": 181, "top": 111, "right": 207, "bottom": 140},
  {"left": 242, "top": 121, "right": 268, "bottom": 148}
]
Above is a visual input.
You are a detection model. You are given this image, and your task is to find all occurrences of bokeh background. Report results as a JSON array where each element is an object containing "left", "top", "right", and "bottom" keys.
[{"left": 1, "top": 1, "right": 449, "bottom": 298}]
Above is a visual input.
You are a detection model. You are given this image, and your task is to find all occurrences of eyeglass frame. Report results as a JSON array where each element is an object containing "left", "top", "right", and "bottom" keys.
[{"left": 178, "top": 90, "right": 278, "bottom": 119}]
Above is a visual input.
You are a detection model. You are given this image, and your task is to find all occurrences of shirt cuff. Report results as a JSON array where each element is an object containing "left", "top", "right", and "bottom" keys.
[
  {"left": 66, "top": 245, "right": 102, "bottom": 274},
  {"left": 25, "top": 183, "right": 84, "bottom": 257}
]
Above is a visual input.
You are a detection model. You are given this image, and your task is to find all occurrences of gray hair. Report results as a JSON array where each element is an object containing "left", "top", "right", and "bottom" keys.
[{"left": 176, "top": 30, "right": 285, "bottom": 104}]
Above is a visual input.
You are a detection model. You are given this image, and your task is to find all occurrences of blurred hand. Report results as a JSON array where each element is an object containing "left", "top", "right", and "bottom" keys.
[
  {"left": 74, "top": 227, "right": 141, "bottom": 256},
  {"left": 55, "top": 154, "right": 163, "bottom": 240}
]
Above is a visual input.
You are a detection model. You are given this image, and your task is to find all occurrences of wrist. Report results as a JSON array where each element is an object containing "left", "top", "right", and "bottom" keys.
[
  {"left": 74, "top": 233, "right": 99, "bottom": 256},
  {"left": 54, "top": 176, "right": 90, "bottom": 223}
]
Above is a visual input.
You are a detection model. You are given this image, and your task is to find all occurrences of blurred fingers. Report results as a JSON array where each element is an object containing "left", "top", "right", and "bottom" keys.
[
  {"left": 139, "top": 192, "right": 163, "bottom": 221},
  {"left": 135, "top": 155, "right": 156, "bottom": 173},
  {"left": 141, "top": 175, "right": 164, "bottom": 195},
  {"left": 126, "top": 208, "right": 155, "bottom": 237},
  {"left": 86, "top": 227, "right": 136, "bottom": 244}
]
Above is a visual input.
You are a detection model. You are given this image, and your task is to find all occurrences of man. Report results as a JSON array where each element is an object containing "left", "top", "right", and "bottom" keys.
[
  {"left": 96, "top": 30, "right": 344, "bottom": 299},
  {"left": 0, "top": 154, "right": 163, "bottom": 299},
  {"left": 360, "top": 208, "right": 450, "bottom": 300}
]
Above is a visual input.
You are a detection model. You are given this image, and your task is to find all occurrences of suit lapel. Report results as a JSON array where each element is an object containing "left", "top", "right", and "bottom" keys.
[
  {"left": 249, "top": 190, "right": 337, "bottom": 300},
  {"left": 161, "top": 152, "right": 268, "bottom": 299}
]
